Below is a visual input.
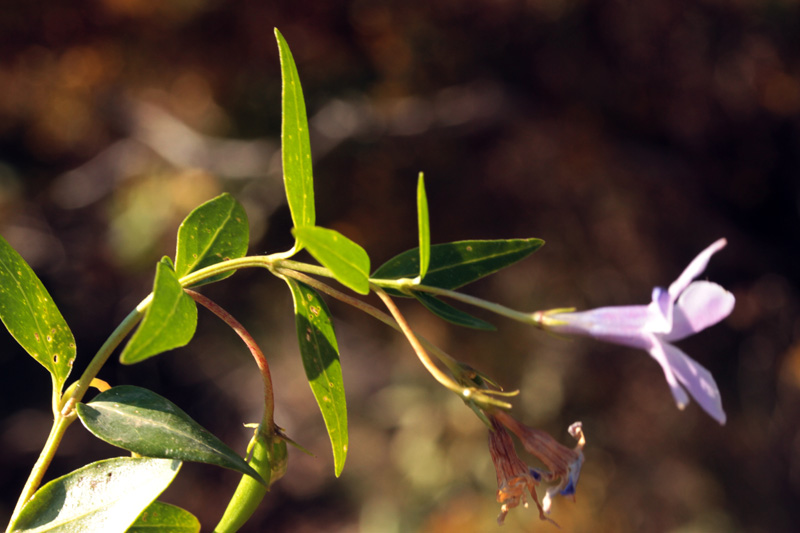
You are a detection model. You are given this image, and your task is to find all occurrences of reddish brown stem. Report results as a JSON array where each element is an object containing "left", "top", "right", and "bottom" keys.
[{"left": 185, "top": 289, "right": 274, "bottom": 427}]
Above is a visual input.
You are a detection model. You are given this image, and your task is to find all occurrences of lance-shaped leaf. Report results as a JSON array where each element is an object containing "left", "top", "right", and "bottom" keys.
[
  {"left": 372, "top": 238, "right": 544, "bottom": 295},
  {"left": 127, "top": 501, "right": 200, "bottom": 533},
  {"left": 285, "top": 278, "right": 347, "bottom": 477},
  {"left": 0, "top": 235, "right": 75, "bottom": 393},
  {"left": 76, "top": 385, "right": 265, "bottom": 485},
  {"left": 417, "top": 172, "right": 431, "bottom": 279},
  {"left": 414, "top": 292, "right": 495, "bottom": 331},
  {"left": 174, "top": 193, "right": 249, "bottom": 286},
  {"left": 8, "top": 456, "right": 181, "bottom": 533},
  {"left": 293, "top": 226, "right": 370, "bottom": 295},
  {"left": 276, "top": 29, "right": 315, "bottom": 233},
  {"left": 120, "top": 259, "right": 197, "bottom": 364}
]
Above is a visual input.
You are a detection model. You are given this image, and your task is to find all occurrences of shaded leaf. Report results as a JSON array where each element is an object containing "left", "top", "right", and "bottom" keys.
[
  {"left": 8, "top": 457, "right": 181, "bottom": 533},
  {"left": 414, "top": 292, "right": 495, "bottom": 331},
  {"left": 127, "top": 501, "right": 200, "bottom": 533},
  {"left": 293, "top": 226, "right": 370, "bottom": 295},
  {"left": 276, "top": 29, "right": 315, "bottom": 233},
  {"left": 372, "top": 238, "right": 544, "bottom": 295},
  {"left": 0, "top": 235, "right": 76, "bottom": 393},
  {"left": 174, "top": 193, "right": 249, "bottom": 286},
  {"left": 417, "top": 173, "right": 430, "bottom": 279},
  {"left": 119, "top": 260, "right": 197, "bottom": 364},
  {"left": 285, "top": 278, "right": 347, "bottom": 476},
  {"left": 76, "top": 385, "right": 265, "bottom": 484}
]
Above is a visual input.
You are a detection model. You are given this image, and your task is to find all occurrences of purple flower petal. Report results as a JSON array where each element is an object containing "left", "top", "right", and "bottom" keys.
[
  {"left": 645, "top": 286, "right": 672, "bottom": 333},
  {"left": 667, "top": 281, "right": 736, "bottom": 342},
  {"left": 645, "top": 334, "right": 691, "bottom": 409},
  {"left": 668, "top": 239, "right": 727, "bottom": 299},
  {"left": 659, "top": 341, "right": 726, "bottom": 424}
]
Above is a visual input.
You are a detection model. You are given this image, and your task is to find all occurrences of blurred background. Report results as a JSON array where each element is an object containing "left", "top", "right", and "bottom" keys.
[{"left": 1, "top": 1, "right": 798, "bottom": 531}]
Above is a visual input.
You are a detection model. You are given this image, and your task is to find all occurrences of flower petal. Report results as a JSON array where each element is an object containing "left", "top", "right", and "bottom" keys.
[
  {"left": 650, "top": 337, "right": 726, "bottom": 424},
  {"left": 645, "top": 334, "right": 690, "bottom": 409},
  {"left": 645, "top": 286, "right": 672, "bottom": 333},
  {"left": 667, "top": 281, "right": 736, "bottom": 341},
  {"left": 668, "top": 238, "right": 727, "bottom": 300}
]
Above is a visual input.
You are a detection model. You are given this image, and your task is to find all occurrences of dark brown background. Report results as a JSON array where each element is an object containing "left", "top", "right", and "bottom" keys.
[{"left": 1, "top": 1, "right": 798, "bottom": 531}]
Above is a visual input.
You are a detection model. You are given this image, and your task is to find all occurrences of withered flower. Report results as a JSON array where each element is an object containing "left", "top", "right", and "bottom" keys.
[
  {"left": 488, "top": 415, "right": 547, "bottom": 525},
  {"left": 492, "top": 410, "right": 585, "bottom": 518}
]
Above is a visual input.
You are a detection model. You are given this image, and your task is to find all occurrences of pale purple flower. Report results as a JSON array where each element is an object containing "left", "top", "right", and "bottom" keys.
[{"left": 535, "top": 239, "right": 735, "bottom": 424}]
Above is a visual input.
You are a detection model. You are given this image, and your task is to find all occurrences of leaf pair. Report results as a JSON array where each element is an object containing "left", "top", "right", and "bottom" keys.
[
  {"left": 373, "top": 173, "right": 544, "bottom": 330},
  {"left": 120, "top": 193, "right": 249, "bottom": 365}
]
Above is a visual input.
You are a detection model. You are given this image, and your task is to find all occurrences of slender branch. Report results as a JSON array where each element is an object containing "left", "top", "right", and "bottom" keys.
[
  {"left": 274, "top": 268, "right": 463, "bottom": 377},
  {"left": 6, "top": 415, "right": 70, "bottom": 530},
  {"left": 403, "top": 283, "right": 536, "bottom": 324},
  {"left": 185, "top": 290, "right": 275, "bottom": 428},
  {"left": 371, "top": 285, "right": 463, "bottom": 394}
]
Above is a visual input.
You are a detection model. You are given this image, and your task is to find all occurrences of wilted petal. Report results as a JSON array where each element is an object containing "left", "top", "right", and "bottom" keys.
[
  {"left": 542, "top": 422, "right": 585, "bottom": 514},
  {"left": 668, "top": 239, "right": 727, "bottom": 299},
  {"left": 494, "top": 411, "right": 585, "bottom": 515},
  {"left": 487, "top": 416, "right": 546, "bottom": 524},
  {"left": 659, "top": 341, "right": 726, "bottom": 424},
  {"left": 667, "top": 281, "right": 736, "bottom": 342}
]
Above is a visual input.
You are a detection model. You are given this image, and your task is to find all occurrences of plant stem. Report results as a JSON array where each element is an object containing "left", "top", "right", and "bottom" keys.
[
  {"left": 275, "top": 268, "right": 464, "bottom": 378},
  {"left": 372, "top": 285, "right": 464, "bottom": 395},
  {"left": 372, "top": 278, "right": 537, "bottom": 324},
  {"left": 185, "top": 290, "right": 275, "bottom": 427},
  {"left": 6, "top": 302, "right": 148, "bottom": 529}
]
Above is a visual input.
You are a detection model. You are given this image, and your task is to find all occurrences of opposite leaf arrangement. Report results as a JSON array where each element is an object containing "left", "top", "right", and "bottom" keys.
[{"left": 0, "top": 30, "right": 735, "bottom": 532}]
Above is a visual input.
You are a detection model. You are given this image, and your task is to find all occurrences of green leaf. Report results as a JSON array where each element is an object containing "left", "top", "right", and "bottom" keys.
[
  {"left": 120, "top": 259, "right": 197, "bottom": 364},
  {"left": 76, "top": 385, "right": 265, "bottom": 485},
  {"left": 285, "top": 278, "right": 347, "bottom": 477},
  {"left": 413, "top": 292, "right": 495, "bottom": 331},
  {"left": 174, "top": 193, "right": 249, "bottom": 286},
  {"left": 292, "top": 226, "right": 370, "bottom": 295},
  {"left": 275, "top": 29, "right": 315, "bottom": 233},
  {"left": 372, "top": 238, "right": 544, "bottom": 295},
  {"left": 417, "top": 172, "right": 430, "bottom": 279},
  {"left": 0, "top": 235, "right": 76, "bottom": 393},
  {"left": 126, "top": 501, "right": 200, "bottom": 533},
  {"left": 8, "top": 457, "right": 181, "bottom": 533}
]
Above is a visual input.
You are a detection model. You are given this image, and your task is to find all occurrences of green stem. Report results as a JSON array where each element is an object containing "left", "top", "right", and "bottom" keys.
[
  {"left": 373, "top": 278, "right": 536, "bottom": 324},
  {"left": 275, "top": 268, "right": 463, "bottom": 378},
  {"left": 372, "top": 286, "right": 464, "bottom": 395},
  {"left": 6, "top": 303, "right": 147, "bottom": 530},
  {"left": 6, "top": 414, "right": 69, "bottom": 530}
]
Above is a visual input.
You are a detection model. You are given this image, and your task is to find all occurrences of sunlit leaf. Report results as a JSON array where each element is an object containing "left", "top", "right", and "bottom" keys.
[
  {"left": 372, "top": 238, "right": 544, "bottom": 295},
  {"left": 174, "top": 193, "right": 249, "bottom": 286},
  {"left": 119, "top": 259, "right": 197, "bottom": 364},
  {"left": 285, "top": 278, "right": 347, "bottom": 476},
  {"left": 417, "top": 173, "right": 430, "bottom": 279},
  {"left": 414, "top": 292, "right": 495, "bottom": 331},
  {"left": 126, "top": 501, "right": 200, "bottom": 533},
  {"left": 292, "top": 226, "right": 370, "bottom": 295},
  {"left": 8, "top": 457, "right": 181, "bottom": 533},
  {"left": 276, "top": 29, "right": 315, "bottom": 234},
  {"left": 76, "top": 385, "right": 265, "bottom": 484},
  {"left": 0, "top": 235, "right": 75, "bottom": 393}
]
